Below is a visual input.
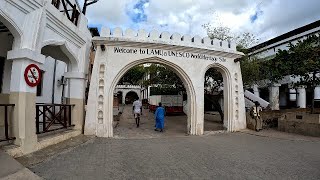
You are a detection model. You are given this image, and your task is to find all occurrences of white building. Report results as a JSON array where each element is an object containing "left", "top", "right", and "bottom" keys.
[
  {"left": 114, "top": 85, "right": 142, "bottom": 104},
  {"left": 0, "top": 0, "right": 92, "bottom": 155},
  {"left": 248, "top": 20, "right": 320, "bottom": 110}
]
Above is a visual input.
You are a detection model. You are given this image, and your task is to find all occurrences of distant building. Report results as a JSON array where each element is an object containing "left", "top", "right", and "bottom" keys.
[{"left": 247, "top": 20, "right": 320, "bottom": 110}]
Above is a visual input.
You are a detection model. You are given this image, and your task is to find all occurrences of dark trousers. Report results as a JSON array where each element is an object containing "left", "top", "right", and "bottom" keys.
[{"left": 255, "top": 116, "right": 262, "bottom": 130}]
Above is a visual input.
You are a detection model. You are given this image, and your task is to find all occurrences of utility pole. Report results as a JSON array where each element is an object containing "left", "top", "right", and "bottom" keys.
[{"left": 82, "top": 0, "right": 99, "bottom": 15}]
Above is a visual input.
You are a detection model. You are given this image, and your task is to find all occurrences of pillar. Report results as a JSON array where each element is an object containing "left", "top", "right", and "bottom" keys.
[
  {"left": 253, "top": 84, "right": 260, "bottom": 97},
  {"left": 122, "top": 90, "right": 126, "bottom": 104},
  {"left": 297, "top": 86, "right": 306, "bottom": 108},
  {"left": 64, "top": 72, "right": 86, "bottom": 131},
  {"left": 147, "top": 86, "right": 150, "bottom": 100},
  {"left": 314, "top": 86, "right": 320, "bottom": 100},
  {"left": 269, "top": 83, "right": 281, "bottom": 110},
  {"left": 7, "top": 49, "right": 45, "bottom": 154},
  {"left": 289, "top": 88, "right": 297, "bottom": 101},
  {"left": 192, "top": 82, "right": 204, "bottom": 135}
]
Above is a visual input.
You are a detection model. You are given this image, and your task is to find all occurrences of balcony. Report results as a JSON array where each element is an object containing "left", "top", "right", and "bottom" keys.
[{"left": 51, "top": 0, "right": 81, "bottom": 26}]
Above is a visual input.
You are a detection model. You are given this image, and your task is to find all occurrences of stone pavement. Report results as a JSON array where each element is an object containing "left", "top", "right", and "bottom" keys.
[
  {"left": 0, "top": 150, "right": 41, "bottom": 180},
  {"left": 30, "top": 132, "right": 320, "bottom": 180},
  {"left": 113, "top": 105, "right": 224, "bottom": 139}
]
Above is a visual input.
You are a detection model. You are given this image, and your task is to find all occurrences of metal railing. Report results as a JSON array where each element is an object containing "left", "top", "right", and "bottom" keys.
[
  {"left": 36, "top": 103, "right": 75, "bottom": 134},
  {"left": 51, "top": 0, "right": 80, "bottom": 26},
  {"left": 0, "top": 104, "right": 15, "bottom": 142}
]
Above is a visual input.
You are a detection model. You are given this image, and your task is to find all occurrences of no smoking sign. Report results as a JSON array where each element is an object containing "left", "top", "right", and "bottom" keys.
[{"left": 24, "top": 64, "right": 41, "bottom": 87}]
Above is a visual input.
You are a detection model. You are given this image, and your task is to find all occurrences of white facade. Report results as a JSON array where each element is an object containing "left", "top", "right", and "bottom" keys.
[
  {"left": 0, "top": 0, "right": 91, "bottom": 154},
  {"left": 36, "top": 57, "right": 67, "bottom": 104},
  {"left": 85, "top": 27, "right": 246, "bottom": 137},
  {"left": 114, "top": 85, "right": 142, "bottom": 104},
  {"left": 248, "top": 20, "right": 320, "bottom": 110}
]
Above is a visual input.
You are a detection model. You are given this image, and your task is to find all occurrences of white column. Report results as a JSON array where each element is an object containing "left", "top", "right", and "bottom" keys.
[
  {"left": 314, "top": 86, "right": 320, "bottom": 100},
  {"left": 122, "top": 90, "right": 126, "bottom": 104},
  {"left": 297, "top": 86, "right": 306, "bottom": 108},
  {"left": 64, "top": 72, "right": 86, "bottom": 130},
  {"left": 147, "top": 86, "right": 151, "bottom": 99},
  {"left": 289, "top": 88, "right": 297, "bottom": 101},
  {"left": 268, "top": 83, "right": 281, "bottom": 110},
  {"left": 7, "top": 49, "right": 45, "bottom": 154},
  {"left": 253, "top": 84, "right": 260, "bottom": 97}
]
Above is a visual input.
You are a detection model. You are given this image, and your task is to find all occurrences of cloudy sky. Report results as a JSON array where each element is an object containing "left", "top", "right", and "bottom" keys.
[{"left": 79, "top": 0, "right": 320, "bottom": 45}]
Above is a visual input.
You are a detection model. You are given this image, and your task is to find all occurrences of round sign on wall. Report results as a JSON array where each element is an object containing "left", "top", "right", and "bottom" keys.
[{"left": 24, "top": 64, "right": 41, "bottom": 87}]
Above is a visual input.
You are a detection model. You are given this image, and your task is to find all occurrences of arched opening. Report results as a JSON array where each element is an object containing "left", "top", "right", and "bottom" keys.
[
  {"left": 110, "top": 58, "right": 195, "bottom": 138},
  {"left": 36, "top": 43, "right": 80, "bottom": 134},
  {"left": 203, "top": 67, "right": 225, "bottom": 131},
  {"left": 203, "top": 63, "right": 233, "bottom": 131},
  {"left": 41, "top": 43, "right": 78, "bottom": 72},
  {"left": 124, "top": 91, "right": 139, "bottom": 104},
  {"left": 39, "top": 43, "right": 78, "bottom": 104},
  {"left": 0, "top": 16, "right": 21, "bottom": 141}
]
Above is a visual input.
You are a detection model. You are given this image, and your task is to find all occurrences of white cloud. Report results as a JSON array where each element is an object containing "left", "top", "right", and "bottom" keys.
[{"left": 82, "top": 0, "right": 320, "bottom": 45}]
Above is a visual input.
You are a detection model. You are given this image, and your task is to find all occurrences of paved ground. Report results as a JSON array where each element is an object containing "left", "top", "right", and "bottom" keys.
[
  {"left": 29, "top": 132, "right": 320, "bottom": 180},
  {"left": 113, "top": 105, "right": 224, "bottom": 139},
  {"left": 0, "top": 150, "right": 41, "bottom": 180}
]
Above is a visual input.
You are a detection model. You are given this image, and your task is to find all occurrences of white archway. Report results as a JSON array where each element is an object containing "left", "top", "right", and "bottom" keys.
[
  {"left": 106, "top": 57, "right": 197, "bottom": 137},
  {"left": 84, "top": 27, "right": 246, "bottom": 138},
  {"left": 203, "top": 63, "right": 233, "bottom": 130},
  {"left": 41, "top": 40, "right": 79, "bottom": 72},
  {"left": 0, "top": 9, "right": 22, "bottom": 49}
]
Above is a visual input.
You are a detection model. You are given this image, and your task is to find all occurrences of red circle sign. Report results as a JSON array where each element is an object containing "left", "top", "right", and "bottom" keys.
[{"left": 24, "top": 64, "right": 41, "bottom": 87}]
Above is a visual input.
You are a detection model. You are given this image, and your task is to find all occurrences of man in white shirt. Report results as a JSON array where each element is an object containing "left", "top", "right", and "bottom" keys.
[{"left": 132, "top": 97, "right": 142, "bottom": 127}]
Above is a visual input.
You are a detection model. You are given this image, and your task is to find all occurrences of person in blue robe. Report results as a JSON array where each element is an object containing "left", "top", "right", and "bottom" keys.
[{"left": 154, "top": 102, "right": 165, "bottom": 132}]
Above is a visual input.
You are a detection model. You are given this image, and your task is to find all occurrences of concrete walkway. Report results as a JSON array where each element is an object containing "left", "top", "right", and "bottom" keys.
[
  {"left": 29, "top": 132, "right": 320, "bottom": 180},
  {"left": 0, "top": 150, "right": 41, "bottom": 180},
  {"left": 113, "top": 105, "right": 224, "bottom": 139}
]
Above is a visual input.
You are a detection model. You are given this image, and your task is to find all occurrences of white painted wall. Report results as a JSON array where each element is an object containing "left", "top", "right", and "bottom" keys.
[
  {"left": 37, "top": 57, "right": 67, "bottom": 104},
  {"left": 250, "top": 26, "right": 320, "bottom": 59}
]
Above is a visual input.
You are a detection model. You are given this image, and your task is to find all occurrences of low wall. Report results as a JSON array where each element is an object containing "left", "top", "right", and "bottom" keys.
[
  {"left": 246, "top": 110, "right": 281, "bottom": 130},
  {"left": 278, "top": 112, "right": 320, "bottom": 137},
  {"left": 246, "top": 108, "right": 320, "bottom": 137}
]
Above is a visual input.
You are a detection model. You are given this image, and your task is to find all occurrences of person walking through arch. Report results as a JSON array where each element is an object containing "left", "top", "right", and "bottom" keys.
[
  {"left": 132, "top": 97, "right": 142, "bottom": 128},
  {"left": 154, "top": 102, "right": 165, "bottom": 132}
]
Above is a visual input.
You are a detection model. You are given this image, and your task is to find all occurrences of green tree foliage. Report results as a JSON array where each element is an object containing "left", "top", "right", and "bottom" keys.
[
  {"left": 240, "top": 55, "right": 262, "bottom": 87},
  {"left": 118, "top": 65, "right": 145, "bottom": 85},
  {"left": 267, "top": 34, "right": 320, "bottom": 112},
  {"left": 142, "top": 64, "right": 185, "bottom": 92},
  {"left": 268, "top": 34, "right": 320, "bottom": 86},
  {"left": 202, "top": 20, "right": 260, "bottom": 87},
  {"left": 202, "top": 24, "right": 259, "bottom": 49}
]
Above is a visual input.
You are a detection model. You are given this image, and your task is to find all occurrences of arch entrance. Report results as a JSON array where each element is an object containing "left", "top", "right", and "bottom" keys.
[
  {"left": 85, "top": 28, "right": 247, "bottom": 138},
  {"left": 124, "top": 91, "right": 139, "bottom": 104}
]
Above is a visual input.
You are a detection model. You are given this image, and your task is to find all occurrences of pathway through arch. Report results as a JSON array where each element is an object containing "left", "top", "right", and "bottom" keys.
[{"left": 113, "top": 105, "right": 224, "bottom": 139}]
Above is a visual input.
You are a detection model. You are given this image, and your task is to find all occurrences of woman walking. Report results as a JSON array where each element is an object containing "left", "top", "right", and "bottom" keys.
[{"left": 154, "top": 103, "right": 165, "bottom": 132}]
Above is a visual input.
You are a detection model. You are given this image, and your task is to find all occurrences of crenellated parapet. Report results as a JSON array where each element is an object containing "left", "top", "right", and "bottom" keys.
[{"left": 100, "top": 27, "right": 237, "bottom": 51}]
